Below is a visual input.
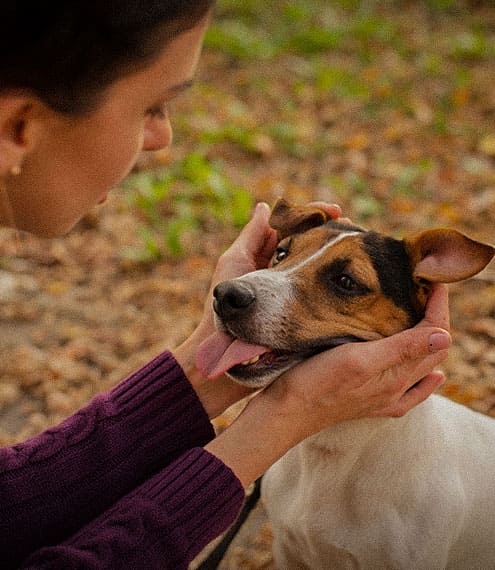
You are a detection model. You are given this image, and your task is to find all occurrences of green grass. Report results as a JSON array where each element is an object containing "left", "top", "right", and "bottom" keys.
[{"left": 123, "top": 153, "right": 253, "bottom": 261}]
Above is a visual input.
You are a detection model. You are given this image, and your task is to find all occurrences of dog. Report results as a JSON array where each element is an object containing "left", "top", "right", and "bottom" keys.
[{"left": 196, "top": 198, "right": 495, "bottom": 569}]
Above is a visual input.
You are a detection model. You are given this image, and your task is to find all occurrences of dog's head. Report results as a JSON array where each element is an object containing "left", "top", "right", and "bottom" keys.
[{"left": 196, "top": 199, "right": 494, "bottom": 387}]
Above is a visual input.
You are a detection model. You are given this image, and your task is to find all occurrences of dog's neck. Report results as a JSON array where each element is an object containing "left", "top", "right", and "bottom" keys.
[
  {"left": 307, "top": 417, "right": 390, "bottom": 459},
  {"left": 303, "top": 400, "right": 430, "bottom": 465}
]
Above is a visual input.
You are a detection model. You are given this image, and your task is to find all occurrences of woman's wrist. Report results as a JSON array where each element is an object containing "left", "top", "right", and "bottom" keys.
[
  {"left": 172, "top": 332, "right": 253, "bottom": 419},
  {"left": 172, "top": 333, "right": 203, "bottom": 388},
  {"left": 205, "top": 388, "right": 315, "bottom": 488}
]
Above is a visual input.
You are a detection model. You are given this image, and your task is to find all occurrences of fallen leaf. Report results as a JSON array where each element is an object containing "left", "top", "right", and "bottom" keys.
[{"left": 478, "top": 134, "right": 495, "bottom": 157}]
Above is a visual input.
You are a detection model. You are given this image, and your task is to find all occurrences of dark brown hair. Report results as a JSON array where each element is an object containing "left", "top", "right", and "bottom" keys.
[{"left": 0, "top": 1, "right": 215, "bottom": 114}]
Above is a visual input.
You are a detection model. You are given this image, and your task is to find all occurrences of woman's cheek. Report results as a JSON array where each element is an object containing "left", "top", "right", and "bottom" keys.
[{"left": 107, "top": 128, "right": 146, "bottom": 189}]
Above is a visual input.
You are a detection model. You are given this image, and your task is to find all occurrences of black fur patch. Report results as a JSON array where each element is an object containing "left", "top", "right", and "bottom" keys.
[{"left": 362, "top": 232, "right": 421, "bottom": 323}]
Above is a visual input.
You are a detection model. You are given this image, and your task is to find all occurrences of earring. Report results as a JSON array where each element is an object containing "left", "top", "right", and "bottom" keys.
[{"left": 10, "top": 165, "right": 21, "bottom": 176}]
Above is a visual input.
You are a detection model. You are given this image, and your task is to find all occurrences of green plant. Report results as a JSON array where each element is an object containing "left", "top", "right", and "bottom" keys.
[
  {"left": 324, "top": 173, "right": 385, "bottom": 221},
  {"left": 123, "top": 153, "right": 254, "bottom": 261},
  {"left": 287, "top": 28, "right": 344, "bottom": 54},
  {"left": 204, "top": 21, "right": 278, "bottom": 60},
  {"left": 391, "top": 160, "right": 433, "bottom": 197},
  {"left": 315, "top": 66, "right": 370, "bottom": 100},
  {"left": 449, "top": 31, "right": 492, "bottom": 61}
]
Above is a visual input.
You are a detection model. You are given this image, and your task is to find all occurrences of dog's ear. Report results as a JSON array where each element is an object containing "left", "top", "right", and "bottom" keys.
[
  {"left": 269, "top": 198, "right": 329, "bottom": 240},
  {"left": 405, "top": 228, "right": 495, "bottom": 283}
]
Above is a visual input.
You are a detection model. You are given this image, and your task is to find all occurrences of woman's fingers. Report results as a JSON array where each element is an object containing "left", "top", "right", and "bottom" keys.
[
  {"left": 214, "top": 203, "right": 278, "bottom": 284},
  {"left": 379, "top": 371, "right": 446, "bottom": 418},
  {"left": 307, "top": 201, "right": 342, "bottom": 220},
  {"left": 351, "top": 325, "right": 450, "bottom": 383},
  {"left": 284, "top": 314, "right": 451, "bottom": 426},
  {"left": 233, "top": 202, "right": 274, "bottom": 258},
  {"left": 421, "top": 283, "right": 450, "bottom": 331},
  {"left": 349, "top": 281, "right": 450, "bottom": 388}
]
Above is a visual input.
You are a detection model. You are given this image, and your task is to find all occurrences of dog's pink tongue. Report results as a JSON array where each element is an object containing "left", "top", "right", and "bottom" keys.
[{"left": 196, "top": 331, "right": 270, "bottom": 380}]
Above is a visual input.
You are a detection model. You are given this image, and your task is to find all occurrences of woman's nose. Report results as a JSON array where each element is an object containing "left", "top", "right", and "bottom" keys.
[{"left": 142, "top": 113, "right": 173, "bottom": 151}]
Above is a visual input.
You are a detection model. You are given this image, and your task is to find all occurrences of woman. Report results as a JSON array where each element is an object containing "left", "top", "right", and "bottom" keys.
[{"left": 0, "top": 2, "right": 451, "bottom": 568}]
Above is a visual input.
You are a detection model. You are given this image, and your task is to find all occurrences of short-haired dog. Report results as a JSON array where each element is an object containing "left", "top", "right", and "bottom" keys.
[{"left": 197, "top": 199, "right": 495, "bottom": 569}]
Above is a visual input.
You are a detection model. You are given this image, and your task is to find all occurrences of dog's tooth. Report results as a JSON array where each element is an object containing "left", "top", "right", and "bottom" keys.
[{"left": 241, "top": 355, "right": 260, "bottom": 366}]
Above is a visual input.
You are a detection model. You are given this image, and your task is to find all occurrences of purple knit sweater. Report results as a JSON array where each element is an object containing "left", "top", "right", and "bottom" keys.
[{"left": 0, "top": 351, "right": 245, "bottom": 568}]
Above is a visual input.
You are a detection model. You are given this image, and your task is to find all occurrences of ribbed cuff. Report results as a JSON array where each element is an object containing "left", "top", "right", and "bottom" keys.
[
  {"left": 108, "top": 350, "right": 215, "bottom": 457},
  {"left": 139, "top": 447, "right": 245, "bottom": 565},
  {"left": 24, "top": 449, "right": 246, "bottom": 570}
]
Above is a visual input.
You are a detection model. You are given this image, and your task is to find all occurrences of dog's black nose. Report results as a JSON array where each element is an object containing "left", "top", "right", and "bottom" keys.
[{"left": 213, "top": 281, "right": 255, "bottom": 319}]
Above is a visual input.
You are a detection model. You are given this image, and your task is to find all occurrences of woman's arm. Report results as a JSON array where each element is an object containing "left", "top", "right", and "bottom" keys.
[
  {"left": 0, "top": 351, "right": 216, "bottom": 567},
  {"left": 20, "top": 448, "right": 244, "bottom": 570}
]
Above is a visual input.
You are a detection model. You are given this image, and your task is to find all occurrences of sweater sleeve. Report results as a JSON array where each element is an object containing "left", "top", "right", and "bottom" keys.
[
  {"left": 0, "top": 351, "right": 217, "bottom": 568},
  {"left": 20, "top": 448, "right": 245, "bottom": 569}
]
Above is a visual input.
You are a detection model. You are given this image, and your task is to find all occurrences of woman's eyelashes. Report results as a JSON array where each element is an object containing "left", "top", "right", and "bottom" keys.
[{"left": 146, "top": 82, "right": 193, "bottom": 119}]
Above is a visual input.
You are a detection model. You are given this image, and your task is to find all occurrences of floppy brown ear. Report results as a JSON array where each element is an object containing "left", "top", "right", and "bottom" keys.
[
  {"left": 269, "top": 198, "right": 329, "bottom": 240},
  {"left": 405, "top": 228, "right": 495, "bottom": 283}
]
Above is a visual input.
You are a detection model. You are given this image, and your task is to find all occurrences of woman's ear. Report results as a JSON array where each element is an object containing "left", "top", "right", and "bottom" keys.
[{"left": 0, "top": 95, "right": 40, "bottom": 176}]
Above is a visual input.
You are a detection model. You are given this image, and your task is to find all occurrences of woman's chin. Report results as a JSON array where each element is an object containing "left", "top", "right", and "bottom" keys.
[{"left": 16, "top": 216, "right": 80, "bottom": 239}]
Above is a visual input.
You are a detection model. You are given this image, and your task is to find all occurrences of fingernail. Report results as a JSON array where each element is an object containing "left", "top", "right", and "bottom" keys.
[
  {"left": 428, "top": 331, "right": 451, "bottom": 352},
  {"left": 435, "top": 371, "right": 446, "bottom": 387},
  {"left": 254, "top": 202, "right": 270, "bottom": 216}
]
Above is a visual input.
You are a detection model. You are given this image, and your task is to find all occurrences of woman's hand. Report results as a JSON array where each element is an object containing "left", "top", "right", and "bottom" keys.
[
  {"left": 173, "top": 201, "right": 342, "bottom": 417},
  {"left": 206, "top": 283, "right": 450, "bottom": 487},
  {"left": 264, "top": 282, "right": 450, "bottom": 437}
]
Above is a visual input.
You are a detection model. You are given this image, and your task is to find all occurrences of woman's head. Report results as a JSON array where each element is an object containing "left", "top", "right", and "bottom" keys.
[
  {"left": 1, "top": 1, "right": 215, "bottom": 114},
  {"left": 0, "top": 2, "right": 214, "bottom": 236}
]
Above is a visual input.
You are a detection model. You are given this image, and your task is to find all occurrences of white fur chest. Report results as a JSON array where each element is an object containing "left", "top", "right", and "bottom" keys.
[{"left": 262, "top": 395, "right": 495, "bottom": 569}]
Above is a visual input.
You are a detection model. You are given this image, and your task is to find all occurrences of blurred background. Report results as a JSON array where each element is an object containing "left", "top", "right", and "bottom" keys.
[{"left": 0, "top": 1, "right": 494, "bottom": 566}]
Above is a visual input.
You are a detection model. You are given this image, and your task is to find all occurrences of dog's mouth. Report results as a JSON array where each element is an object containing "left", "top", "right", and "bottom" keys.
[
  {"left": 195, "top": 331, "right": 363, "bottom": 387},
  {"left": 228, "top": 347, "right": 308, "bottom": 380}
]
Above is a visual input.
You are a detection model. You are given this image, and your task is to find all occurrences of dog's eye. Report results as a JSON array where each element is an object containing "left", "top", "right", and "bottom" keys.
[
  {"left": 335, "top": 274, "right": 358, "bottom": 291},
  {"left": 272, "top": 247, "right": 289, "bottom": 265},
  {"left": 321, "top": 260, "right": 371, "bottom": 298}
]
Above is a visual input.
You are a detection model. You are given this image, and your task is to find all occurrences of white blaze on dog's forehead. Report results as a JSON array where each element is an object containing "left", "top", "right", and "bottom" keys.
[
  {"left": 235, "top": 232, "right": 360, "bottom": 290},
  {"left": 284, "top": 231, "right": 362, "bottom": 274},
  {"left": 234, "top": 269, "right": 292, "bottom": 299}
]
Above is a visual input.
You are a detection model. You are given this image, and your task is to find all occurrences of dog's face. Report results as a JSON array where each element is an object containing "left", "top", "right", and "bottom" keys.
[{"left": 196, "top": 199, "right": 494, "bottom": 387}]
